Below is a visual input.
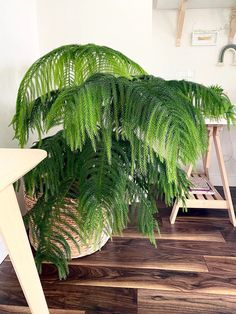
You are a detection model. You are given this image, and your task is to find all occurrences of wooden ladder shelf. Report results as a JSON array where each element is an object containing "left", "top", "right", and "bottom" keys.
[{"left": 170, "top": 124, "right": 236, "bottom": 226}]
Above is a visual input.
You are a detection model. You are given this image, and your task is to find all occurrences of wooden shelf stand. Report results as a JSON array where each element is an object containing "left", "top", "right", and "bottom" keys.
[{"left": 170, "top": 124, "right": 236, "bottom": 226}]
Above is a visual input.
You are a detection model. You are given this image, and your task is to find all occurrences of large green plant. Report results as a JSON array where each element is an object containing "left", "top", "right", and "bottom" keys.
[{"left": 12, "top": 44, "right": 235, "bottom": 279}]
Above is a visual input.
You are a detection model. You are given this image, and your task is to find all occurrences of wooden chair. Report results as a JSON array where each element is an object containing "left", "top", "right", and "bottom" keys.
[{"left": 0, "top": 148, "right": 49, "bottom": 314}]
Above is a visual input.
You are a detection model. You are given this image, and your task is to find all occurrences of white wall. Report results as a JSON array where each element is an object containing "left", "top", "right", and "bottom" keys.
[
  {"left": 0, "top": 0, "right": 39, "bottom": 263},
  {"left": 36, "top": 0, "right": 153, "bottom": 72},
  {"left": 0, "top": 0, "right": 39, "bottom": 147},
  {"left": 152, "top": 7, "right": 236, "bottom": 185}
]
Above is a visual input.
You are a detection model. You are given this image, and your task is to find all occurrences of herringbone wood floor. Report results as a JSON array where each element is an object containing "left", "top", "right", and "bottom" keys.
[{"left": 1, "top": 187, "right": 236, "bottom": 313}]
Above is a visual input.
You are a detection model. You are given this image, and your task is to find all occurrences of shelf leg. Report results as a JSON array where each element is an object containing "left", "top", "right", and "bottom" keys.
[
  {"left": 170, "top": 200, "right": 180, "bottom": 224},
  {"left": 186, "top": 164, "right": 193, "bottom": 177},
  {"left": 213, "top": 126, "right": 236, "bottom": 227},
  {"left": 0, "top": 184, "right": 49, "bottom": 314},
  {"left": 170, "top": 164, "right": 192, "bottom": 224},
  {"left": 203, "top": 126, "right": 213, "bottom": 179}
]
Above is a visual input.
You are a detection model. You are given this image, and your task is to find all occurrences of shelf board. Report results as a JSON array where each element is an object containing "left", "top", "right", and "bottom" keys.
[
  {"left": 189, "top": 174, "right": 223, "bottom": 200},
  {"left": 182, "top": 174, "right": 227, "bottom": 209},
  {"left": 156, "top": 0, "right": 236, "bottom": 10}
]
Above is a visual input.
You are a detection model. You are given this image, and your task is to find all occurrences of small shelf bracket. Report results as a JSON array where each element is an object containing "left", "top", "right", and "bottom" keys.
[
  {"left": 229, "top": 7, "right": 236, "bottom": 43},
  {"left": 176, "top": 0, "right": 187, "bottom": 47}
]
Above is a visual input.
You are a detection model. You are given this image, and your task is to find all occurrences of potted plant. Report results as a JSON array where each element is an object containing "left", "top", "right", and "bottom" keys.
[{"left": 12, "top": 44, "right": 235, "bottom": 279}]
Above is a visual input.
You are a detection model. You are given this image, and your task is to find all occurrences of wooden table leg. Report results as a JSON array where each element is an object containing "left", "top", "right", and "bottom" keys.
[
  {"left": 0, "top": 184, "right": 49, "bottom": 314},
  {"left": 213, "top": 126, "right": 236, "bottom": 226}
]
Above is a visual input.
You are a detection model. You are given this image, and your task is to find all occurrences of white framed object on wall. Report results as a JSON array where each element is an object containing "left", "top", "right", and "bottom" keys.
[{"left": 192, "top": 30, "right": 218, "bottom": 46}]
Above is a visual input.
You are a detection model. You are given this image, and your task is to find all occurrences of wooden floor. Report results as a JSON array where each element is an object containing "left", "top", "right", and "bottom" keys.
[{"left": 1, "top": 187, "right": 236, "bottom": 313}]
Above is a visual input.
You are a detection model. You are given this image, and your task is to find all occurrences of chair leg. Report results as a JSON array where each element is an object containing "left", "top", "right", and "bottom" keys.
[{"left": 0, "top": 184, "right": 49, "bottom": 314}]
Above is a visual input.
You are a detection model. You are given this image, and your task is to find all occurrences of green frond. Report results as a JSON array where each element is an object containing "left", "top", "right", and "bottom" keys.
[
  {"left": 12, "top": 44, "right": 146, "bottom": 146},
  {"left": 24, "top": 131, "right": 79, "bottom": 199},
  {"left": 45, "top": 74, "right": 122, "bottom": 154},
  {"left": 44, "top": 74, "right": 208, "bottom": 181},
  {"left": 122, "top": 76, "right": 208, "bottom": 179},
  {"left": 27, "top": 180, "right": 81, "bottom": 279},
  {"left": 167, "top": 80, "right": 236, "bottom": 124},
  {"left": 127, "top": 179, "right": 159, "bottom": 245},
  {"left": 145, "top": 155, "right": 191, "bottom": 206},
  {"left": 76, "top": 137, "right": 130, "bottom": 239}
]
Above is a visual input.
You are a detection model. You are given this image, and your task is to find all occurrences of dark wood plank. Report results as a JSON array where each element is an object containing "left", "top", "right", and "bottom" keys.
[
  {"left": 43, "top": 284, "right": 137, "bottom": 313},
  {"left": 0, "top": 305, "right": 31, "bottom": 314},
  {"left": 160, "top": 208, "right": 229, "bottom": 219},
  {"left": 0, "top": 282, "right": 137, "bottom": 314},
  {"left": 116, "top": 228, "right": 225, "bottom": 242},
  {"left": 0, "top": 262, "right": 137, "bottom": 313},
  {"left": 220, "top": 227, "right": 236, "bottom": 242},
  {"left": 0, "top": 308, "right": 125, "bottom": 314},
  {"left": 161, "top": 216, "right": 232, "bottom": 230},
  {"left": 85, "top": 312, "right": 130, "bottom": 314},
  {"left": 3, "top": 260, "right": 236, "bottom": 296},
  {"left": 95, "top": 237, "right": 236, "bottom": 259},
  {"left": 204, "top": 256, "right": 236, "bottom": 273},
  {"left": 138, "top": 289, "right": 236, "bottom": 314},
  {"left": 156, "top": 219, "right": 234, "bottom": 242},
  {"left": 0, "top": 305, "right": 85, "bottom": 313},
  {"left": 1, "top": 269, "right": 137, "bottom": 313},
  {"left": 40, "top": 264, "right": 236, "bottom": 296},
  {"left": 85, "top": 312, "right": 128, "bottom": 314},
  {"left": 4, "top": 253, "right": 209, "bottom": 274},
  {"left": 63, "top": 238, "right": 210, "bottom": 272}
]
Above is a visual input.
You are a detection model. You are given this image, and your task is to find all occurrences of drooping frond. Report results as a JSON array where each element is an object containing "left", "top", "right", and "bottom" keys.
[
  {"left": 25, "top": 133, "right": 193, "bottom": 277},
  {"left": 24, "top": 131, "right": 79, "bottom": 199},
  {"left": 127, "top": 177, "right": 159, "bottom": 245},
  {"left": 25, "top": 135, "right": 163, "bottom": 277},
  {"left": 45, "top": 74, "right": 122, "bottom": 155},
  {"left": 122, "top": 76, "right": 208, "bottom": 178},
  {"left": 167, "top": 80, "right": 236, "bottom": 124},
  {"left": 144, "top": 155, "right": 191, "bottom": 206},
  {"left": 44, "top": 74, "right": 208, "bottom": 181},
  {"left": 13, "top": 44, "right": 146, "bottom": 146},
  {"left": 76, "top": 137, "right": 131, "bottom": 238},
  {"left": 26, "top": 179, "right": 82, "bottom": 279}
]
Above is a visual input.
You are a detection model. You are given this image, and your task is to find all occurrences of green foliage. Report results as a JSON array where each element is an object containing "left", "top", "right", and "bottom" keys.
[
  {"left": 167, "top": 80, "right": 236, "bottom": 124},
  {"left": 27, "top": 180, "right": 82, "bottom": 279},
  {"left": 24, "top": 133, "right": 159, "bottom": 278},
  {"left": 19, "top": 73, "right": 209, "bottom": 180},
  {"left": 12, "top": 44, "right": 146, "bottom": 146},
  {"left": 12, "top": 43, "right": 235, "bottom": 279}
]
